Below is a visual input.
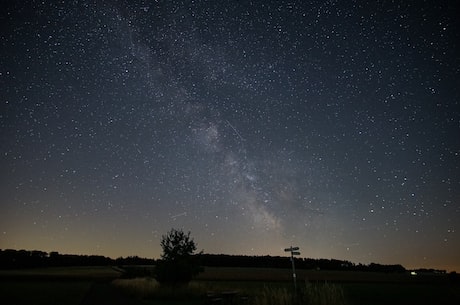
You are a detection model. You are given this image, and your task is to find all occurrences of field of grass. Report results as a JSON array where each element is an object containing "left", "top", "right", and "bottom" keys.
[
  {"left": 0, "top": 280, "right": 91, "bottom": 305},
  {"left": 114, "top": 277, "right": 460, "bottom": 305},
  {"left": 0, "top": 266, "right": 459, "bottom": 305},
  {"left": 0, "top": 266, "right": 122, "bottom": 305},
  {"left": 112, "top": 277, "right": 348, "bottom": 305},
  {"left": 116, "top": 267, "right": 460, "bottom": 305},
  {"left": 0, "top": 265, "right": 121, "bottom": 280},
  {"left": 343, "top": 282, "right": 460, "bottom": 305},
  {"left": 197, "top": 266, "right": 451, "bottom": 283}
]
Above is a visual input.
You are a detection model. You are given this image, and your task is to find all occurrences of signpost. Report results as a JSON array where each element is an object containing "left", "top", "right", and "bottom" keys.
[{"left": 284, "top": 246, "right": 300, "bottom": 291}]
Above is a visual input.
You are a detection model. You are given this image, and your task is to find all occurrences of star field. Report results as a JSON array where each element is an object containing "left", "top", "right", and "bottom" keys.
[{"left": 1, "top": 1, "right": 459, "bottom": 271}]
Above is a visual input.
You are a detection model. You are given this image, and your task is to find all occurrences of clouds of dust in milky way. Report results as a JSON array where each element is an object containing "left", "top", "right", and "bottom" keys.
[{"left": 95, "top": 3, "right": 329, "bottom": 241}]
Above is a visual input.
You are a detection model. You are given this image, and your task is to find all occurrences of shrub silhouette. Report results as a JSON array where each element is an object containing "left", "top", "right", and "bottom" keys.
[{"left": 154, "top": 228, "right": 202, "bottom": 286}]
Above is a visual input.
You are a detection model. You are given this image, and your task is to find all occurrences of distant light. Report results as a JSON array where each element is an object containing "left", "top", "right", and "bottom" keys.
[{"left": 410, "top": 271, "right": 417, "bottom": 276}]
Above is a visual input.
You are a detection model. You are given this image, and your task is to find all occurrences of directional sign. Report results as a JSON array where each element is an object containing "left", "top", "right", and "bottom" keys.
[
  {"left": 284, "top": 246, "right": 301, "bottom": 291},
  {"left": 284, "top": 246, "right": 300, "bottom": 252}
]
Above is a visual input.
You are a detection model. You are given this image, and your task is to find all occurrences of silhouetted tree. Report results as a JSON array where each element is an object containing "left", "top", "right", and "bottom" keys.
[{"left": 154, "top": 228, "right": 202, "bottom": 286}]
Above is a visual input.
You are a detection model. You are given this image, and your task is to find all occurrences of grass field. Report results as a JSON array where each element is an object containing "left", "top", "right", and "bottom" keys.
[
  {"left": 197, "top": 266, "right": 452, "bottom": 283},
  {"left": 0, "top": 266, "right": 459, "bottom": 305},
  {"left": 0, "top": 280, "right": 91, "bottom": 305},
  {"left": 0, "top": 265, "right": 121, "bottom": 280},
  {"left": 343, "top": 282, "right": 460, "bottom": 305},
  {"left": 0, "top": 266, "right": 121, "bottom": 305},
  {"left": 116, "top": 267, "right": 460, "bottom": 305}
]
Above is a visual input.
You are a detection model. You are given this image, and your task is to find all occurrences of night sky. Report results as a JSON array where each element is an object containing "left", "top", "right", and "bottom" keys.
[{"left": 1, "top": 1, "right": 459, "bottom": 271}]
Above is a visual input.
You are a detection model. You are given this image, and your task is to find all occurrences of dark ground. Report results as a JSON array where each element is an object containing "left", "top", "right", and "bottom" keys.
[{"left": 80, "top": 281, "right": 145, "bottom": 305}]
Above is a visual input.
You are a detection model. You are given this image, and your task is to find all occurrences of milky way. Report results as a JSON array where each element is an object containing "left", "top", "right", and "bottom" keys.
[{"left": 1, "top": 1, "right": 459, "bottom": 271}]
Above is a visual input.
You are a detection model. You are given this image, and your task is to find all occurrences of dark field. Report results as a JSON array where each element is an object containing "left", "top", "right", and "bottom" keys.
[
  {"left": 342, "top": 282, "right": 460, "bottom": 305},
  {"left": 0, "top": 266, "right": 124, "bottom": 305},
  {"left": 0, "top": 266, "right": 459, "bottom": 305},
  {"left": 198, "top": 267, "right": 460, "bottom": 305}
]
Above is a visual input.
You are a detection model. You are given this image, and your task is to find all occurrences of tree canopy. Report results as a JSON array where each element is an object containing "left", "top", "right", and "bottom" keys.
[{"left": 160, "top": 228, "right": 197, "bottom": 261}]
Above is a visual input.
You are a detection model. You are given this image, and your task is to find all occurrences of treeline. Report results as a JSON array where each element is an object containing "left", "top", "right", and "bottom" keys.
[
  {"left": 1, "top": 249, "right": 430, "bottom": 274},
  {"left": 0, "top": 249, "right": 154, "bottom": 269},
  {"left": 199, "top": 254, "right": 407, "bottom": 273}
]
